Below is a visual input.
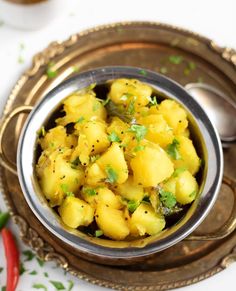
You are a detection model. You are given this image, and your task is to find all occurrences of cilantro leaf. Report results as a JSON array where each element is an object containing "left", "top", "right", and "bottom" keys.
[
  {"left": 105, "top": 165, "right": 118, "bottom": 183},
  {"left": 68, "top": 280, "right": 74, "bottom": 291},
  {"left": 169, "top": 55, "right": 183, "bottom": 64},
  {"left": 19, "top": 262, "right": 27, "bottom": 275},
  {"left": 46, "top": 62, "right": 58, "bottom": 79},
  {"left": 95, "top": 230, "right": 103, "bottom": 237},
  {"left": 148, "top": 96, "right": 158, "bottom": 106},
  {"left": 133, "top": 145, "right": 145, "bottom": 152},
  {"left": 29, "top": 270, "right": 37, "bottom": 275},
  {"left": 172, "top": 167, "right": 186, "bottom": 177},
  {"left": 128, "top": 124, "right": 147, "bottom": 142},
  {"left": 32, "top": 284, "right": 47, "bottom": 291},
  {"left": 50, "top": 281, "right": 65, "bottom": 290},
  {"left": 76, "top": 116, "right": 84, "bottom": 123},
  {"left": 160, "top": 67, "right": 168, "bottom": 74},
  {"left": 127, "top": 200, "right": 139, "bottom": 212},
  {"left": 127, "top": 97, "right": 136, "bottom": 115},
  {"left": 1, "top": 287, "right": 6, "bottom": 291},
  {"left": 159, "top": 189, "right": 177, "bottom": 209},
  {"left": 90, "top": 154, "right": 100, "bottom": 163},
  {"left": 120, "top": 93, "right": 133, "bottom": 101},
  {"left": 37, "top": 126, "right": 46, "bottom": 137},
  {"left": 23, "top": 250, "right": 35, "bottom": 261},
  {"left": 108, "top": 132, "right": 121, "bottom": 143},
  {"left": 139, "top": 69, "right": 147, "bottom": 76},
  {"left": 44, "top": 272, "right": 49, "bottom": 278},
  {"left": 167, "top": 139, "right": 181, "bottom": 160},
  {"left": 60, "top": 184, "right": 74, "bottom": 197},
  {"left": 84, "top": 187, "right": 96, "bottom": 196},
  {"left": 189, "top": 190, "right": 197, "bottom": 198},
  {"left": 36, "top": 258, "right": 44, "bottom": 267}
]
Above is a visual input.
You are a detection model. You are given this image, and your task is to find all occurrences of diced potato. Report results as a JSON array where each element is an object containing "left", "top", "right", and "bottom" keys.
[
  {"left": 39, "top": 126, "right": 77, "bottom": 151},
  {"left": 56, "top": 90, "right": 107, "bottom": 126},
  {"left": 116, "top": 176, "right": 145, "bottom": 202},
  {"left": 71, "top": 120, "right": 110, "bottom": 165},
  {"left": 137, "top": 114, "right": 174, "bottom": 147},
  {"left": 109, "top": 78, "right": 152, "bottom": 107},
  {"left": 130, "top": 203, "right": 165, "bottom": 236},
  {"left": 36, "top": 149, "right": 84, "bottom": 206},
  {"left": 157, "top": 100, "right": 188, "bottom": 135},
  {"left": 107, "top": 117, "right": 129, "bottom": 139},
  {"left": 85, "top": 163, "right": 107, "bottom": 186},
  {"left": 163, "top": 177, "right": 177, "bottom": 194},
  {"left": 96, "top": 188, "right": 122, "bottom": 209},
  {"left": 95, "top": 204, "right": 130, "bottom": 240},
  {"left": 175, "top": 170, "right": 198, "bottom": 204},
  {"left": 173, "top": 136, "right": 201, "bottom": 175},
  {"left": 97, "top": 143, "right": 128, "bottom": 184},
  {"left": 59, "top": 196, "right": 94, "bottom": 228},
  {"left": 130, "top": 144, "right": 174, "bottom": 187}
]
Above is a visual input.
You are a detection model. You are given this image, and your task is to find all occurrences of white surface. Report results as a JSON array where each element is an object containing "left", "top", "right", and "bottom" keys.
[{"left": 0, "top": 0, "right": 235, "bottom": 290}]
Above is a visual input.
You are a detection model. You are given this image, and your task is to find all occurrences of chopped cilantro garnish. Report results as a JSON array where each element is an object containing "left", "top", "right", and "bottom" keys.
[
  {"left": 84, "top": 187, "right": 96, "bottom": 196},
  {"left": 0, "top": 267, "right": 3, "bottom": 273},
  {"left": 49, "top": 281, "right": 65, "bottom": 290},
  {"left": 105, "top": 165, "right": 118, "bottom": 183},
  {"left": 93, "top": 102, "right": 100, "bottom": 112},
  {"left": 87, "top": 83, "right": 96, "bottom": 91},
  {"left": 32, "top": 283, "right": 47, "bottom": 291},
  {"left": 72, "top": 65, "right": 80, "bottom": 72},
  {"left": 159, "top": 189, "right": 177, "bottom": 209},
  {"left": 172, "top": 167, "right": 186, "bottom": 177},
  {"left": 68, "top": 280, "right": 74, "bottom": 291},
  {"left": 108, "top": 131, "right": 121, "bottom": 142},
  {"left": 19, "top": 262, "right": 27, "bottom": 275},
  {"left": 133, "top": 145, "right": 145, "bottom": 152},
  {"left": 139, "top": 69, "right": 147, "bottom": 76},
  {"left": 36, "top": 258, "right": 44, "bottom": 267},
  {"left": 18, "top": 55, "right": 24, "bottom": 64},
  {"left": 76, "top": 116, "right": 84, "bottom": 123},
  {"left": 1, "top": 286, "right": 6, "bottom": 291},
  {"left": 23, "top": 250, "right": 35, "bottom": 261},
  {"left": 169, "top": 55, "right": 183, "bottom": 65},
  {"left": 128, "top": 124, "right": 147, "bottom": 142},
  {"left": 127, "top": 200, "right": 139, "bottom": 212},
  {"left": 29, "top": 270, "right": 37, "bottom": 275},
  {"left": 46, "top": 62, "right": 58, "bottom": 79},
  {"left": 120, "top": 92, "right": 133, "bottom": 101},
  {"left": 167, "top": 139, "right": 181, "bottom": 160},
  {"left": 44, "top": 272, "right": 49, "bottom": 278},
  {"left": 148, "top": 96, "right": 158, "bottom": 106},
  {"left": 90, "top": 154, "right": 100, "bottom": 163},
  {"left": 95, "top": 230, "right": 103, "bottom": 237},
  {"left": 160, "top": 67, "right": 168, "bottom": 74},
  {"left": 60, "top": 184, "right": 69, "bottom": 193},
  {"left": 189, "top": 190, "right": 197, "bottom": 198},
  {"left": 127, "top": 97, "right": 136, "bottom": 115}
]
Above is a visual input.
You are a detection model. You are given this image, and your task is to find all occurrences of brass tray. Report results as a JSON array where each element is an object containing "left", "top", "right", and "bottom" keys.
[{"left": 1, "top": 22, "right": 236, "bottom": 290}]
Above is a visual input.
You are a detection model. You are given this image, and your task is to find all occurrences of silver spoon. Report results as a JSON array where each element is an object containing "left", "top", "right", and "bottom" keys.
[{"left": 185, "top": 83, "right": 236, "bottom": 146}]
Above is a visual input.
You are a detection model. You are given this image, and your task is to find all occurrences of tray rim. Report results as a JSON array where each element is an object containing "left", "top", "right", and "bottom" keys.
[{"left": 0, "top": 21, "right": 236, "bottom": 291}]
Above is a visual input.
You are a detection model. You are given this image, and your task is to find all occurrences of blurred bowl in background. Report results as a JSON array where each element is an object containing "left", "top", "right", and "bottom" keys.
[{"left": 0, "top": 0, "right": 71, "bottom": 30}]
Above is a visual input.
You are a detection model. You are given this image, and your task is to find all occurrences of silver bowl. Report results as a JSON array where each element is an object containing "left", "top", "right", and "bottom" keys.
[{"left": 3, "top": 66, "right": 224, "bottom": 265}]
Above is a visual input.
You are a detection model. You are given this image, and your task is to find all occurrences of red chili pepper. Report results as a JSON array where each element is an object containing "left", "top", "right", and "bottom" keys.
[{"left": 1, "top": 228, "right": 20, "bottom": 291}]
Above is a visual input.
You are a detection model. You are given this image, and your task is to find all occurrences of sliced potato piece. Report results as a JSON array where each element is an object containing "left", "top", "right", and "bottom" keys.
[{"left": 116, "top": 176, "right": 145, "bottom": 202}]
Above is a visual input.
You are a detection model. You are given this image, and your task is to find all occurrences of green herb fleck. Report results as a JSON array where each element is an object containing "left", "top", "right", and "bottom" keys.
[
  {"left": 95, "top": 230, "right": 103, "bottom": 237},
  {"left": 23, "top": 250, "right": 35, "bottom": 261},
  {"left": 76, "top": 116, "right": 85, "bottom": 123},
  {"left": 90, "top": 155, "right": 100, "bottom": 163},
  {"left": 101, "top": 98, "right": 110, "bottom": 106},
  {"left": 128, "top": 124, "right": 147, "bottom": 142},
  {"left": 36, "top": 258, "right": 44, "bottom": 267},
  {"left": 1, "top": 287, "right": 6, "bottom": 291},
  {"left": 46, "top": 62, "right": 58, "bottom": 79},
  {"left": 159, "top": 189, "right": 177, "bottom": 209},
  {"left": 0, "top": 267, "right": 3, "bottom": 273},
  {"left": 18, "top": 55, "right": 24, "bottom": 64},
  {"left": 148, "top": 96, "right": 158, "bottom": 106},
  {"left": 167, "top": 139, "right": 181, "bottom": 160},
  {"left": 72, "top": 65, "right": 80, "bottom": 72},
  {"left": 133, "top": 145, "right": 145, "bottom": 152},
  {"left": 87, "top": 83, "right": 96, "bottom": 91},
  {"left": 169, "top": 55, "right": 183, "bottom": 65},
  {"left": 29, "top": 270, "right": 37, "bottom": 275},
  {"left": 84, "top": 187, "right": 96, "bottom": 196},
  {"left": 120, "top": 93, "right": 133, "bottom": 101},
  {"left": 139, "top": 69, "right": 147, "bottom": 76},
  {"left": 44, "top": 272, "right": 49, "bottom": 278},
  {"left": 32, "top": 283, "right": 47, "bottom": 291},
  {"left": 160, "top": 67, "right": 168, "bottom": 74},
  {"left": 127, "top": 97, "right": 136, "bottom": 115},
  {"left": 127, "top": 200, "right": 139, "bottom": 212},
  {"left": 60, "top": 184, "right": 75, "bottom": 197},
  {"left": 50, "top": 281, "right": 65, "bottom": 290},
  {"left": 68, "top": 280, "right": 74, "bottom": 291},
  {"left": 105, "top": 165, "right": 118, "bottom": 183},
  {"left": 37, "top": 126, "right": 46, "bottom": 137},
  {"left": 0, "top": 212, "right": 10, "bottom": 230},
  {"left": 19, "top": 262, "right": 27, "bottom": 275},
  {"left": 189, "top": 190, "right": 197, "bottom": 198},
  {"left": 108, "top": 132, "right": 121, "bottom": 143},
  {"left": 172, "top": 167, "right": 186, "bottom": 177}
]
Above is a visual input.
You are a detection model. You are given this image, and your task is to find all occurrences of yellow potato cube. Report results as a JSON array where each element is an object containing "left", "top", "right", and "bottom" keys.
[
  {"left": 116, "top": 176, "right": 145, "bottom": 202},
  {"left": 85, "top": 163, "right": 107, "bottom": 186},
  {"left": 59, "top": 196, "right": 94, "bottom": 228},
  {"left": 96, "top": 188, "right": 122, "bottom": 209},
  {"left": 130, "top": 203, "right": 165, "bottom": 236},
  {"left": 130, "top": 144, "right": 174, "bottom": 187},
  {"left": 95, "top": 204, "right": 130, "bottom": 240}
]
